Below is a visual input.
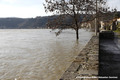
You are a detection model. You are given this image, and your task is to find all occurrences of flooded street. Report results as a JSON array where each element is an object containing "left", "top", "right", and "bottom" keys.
[{"left": 0, "top": 29, "right": 93, "bottom": 80}]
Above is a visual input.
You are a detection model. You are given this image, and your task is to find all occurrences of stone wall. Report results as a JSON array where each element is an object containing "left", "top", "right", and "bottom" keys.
[{"left": 60, "top": 36, "right": 99, "bottom": 80}]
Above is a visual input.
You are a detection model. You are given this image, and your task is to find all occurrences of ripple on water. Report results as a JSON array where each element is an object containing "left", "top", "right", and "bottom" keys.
[{"left": 0, "top": 29, "right": 93, "bottom": 80}]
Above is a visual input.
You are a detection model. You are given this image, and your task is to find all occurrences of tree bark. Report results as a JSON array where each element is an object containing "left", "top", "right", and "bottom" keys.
[
  {"left": 74, "top": 19, "right": 79, "bottom": 40},
  {"left": 74, "top": 15, "right": 79, "bottom": 40},
  {"left": 72, "top": 4, "right": 79, "bottom": 40},
  {"left": 76, "top": 27, "right": 79, "bottom": 40}
]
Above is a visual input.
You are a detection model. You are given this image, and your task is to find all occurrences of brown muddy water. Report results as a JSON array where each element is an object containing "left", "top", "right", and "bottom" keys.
[{"left": 0, "top": 29, "right": 93, "bottom": 80}]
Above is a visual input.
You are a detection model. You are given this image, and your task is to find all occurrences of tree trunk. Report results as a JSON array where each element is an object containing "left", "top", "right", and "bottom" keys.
[
  {"left": 76, "top": 28, "right": 79, "bottom": 40},
  {"left": 73, "top": 4, "right": 79, "bottom": 40}
]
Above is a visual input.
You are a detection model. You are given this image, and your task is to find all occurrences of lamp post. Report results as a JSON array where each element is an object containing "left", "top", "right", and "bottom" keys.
[{"left": 95, "top": 0, "right": 98, "bottom": 36}]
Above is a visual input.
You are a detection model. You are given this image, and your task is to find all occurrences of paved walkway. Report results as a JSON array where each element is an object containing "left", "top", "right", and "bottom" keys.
[
  {"left": 99, "top": 33, "right": 120, "bottom": 80},
  {"left": 60, "top": 36, "right": 99, "bottom": 80}
]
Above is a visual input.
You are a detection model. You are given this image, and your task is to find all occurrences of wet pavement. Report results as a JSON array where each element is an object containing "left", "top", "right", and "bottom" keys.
[{"left": 99, "top": 32, "right": 120, "bottom": 80}]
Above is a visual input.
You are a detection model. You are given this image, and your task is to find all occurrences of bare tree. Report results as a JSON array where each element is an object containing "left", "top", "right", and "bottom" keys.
[{"left": 43, "top": 0, "right": 111, "bottom": 40}]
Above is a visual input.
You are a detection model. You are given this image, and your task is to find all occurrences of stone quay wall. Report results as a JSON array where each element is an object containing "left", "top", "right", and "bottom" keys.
[{"left": 60, "top": 36, "right": 99, "bottom": 80}]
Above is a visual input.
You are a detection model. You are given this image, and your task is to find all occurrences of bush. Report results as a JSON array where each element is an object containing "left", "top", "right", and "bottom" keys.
[{"left": 114, "top": 22, "right": 120, "bottom": 33}]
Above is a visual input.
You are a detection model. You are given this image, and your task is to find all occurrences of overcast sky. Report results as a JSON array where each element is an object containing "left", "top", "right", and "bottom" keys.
[{"left": 0, "top": 0, "right": 120, "bottom": 18}]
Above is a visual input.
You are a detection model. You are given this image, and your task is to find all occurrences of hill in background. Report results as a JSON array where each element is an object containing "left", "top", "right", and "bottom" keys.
[
  {"left": 0, "top": 16, "right": 50, "bottom": 29},
  {"left": 0, "top": 12, "right": 119, "bottom": 29}
]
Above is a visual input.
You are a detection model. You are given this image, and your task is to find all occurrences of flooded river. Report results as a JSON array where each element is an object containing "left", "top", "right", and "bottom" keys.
[{"left": 0, "top": 29, "right": 93, "bottom": 80}]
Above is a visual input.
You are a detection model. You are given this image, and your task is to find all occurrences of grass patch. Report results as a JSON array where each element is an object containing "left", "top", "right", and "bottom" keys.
[{"left": 114, "top": 22, "right": 120, "bottom": 34}]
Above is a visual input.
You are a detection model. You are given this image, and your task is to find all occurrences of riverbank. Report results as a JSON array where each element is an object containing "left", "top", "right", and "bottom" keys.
[{"left": 60, "top": 36, "right": 99, "bottom": 80}]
